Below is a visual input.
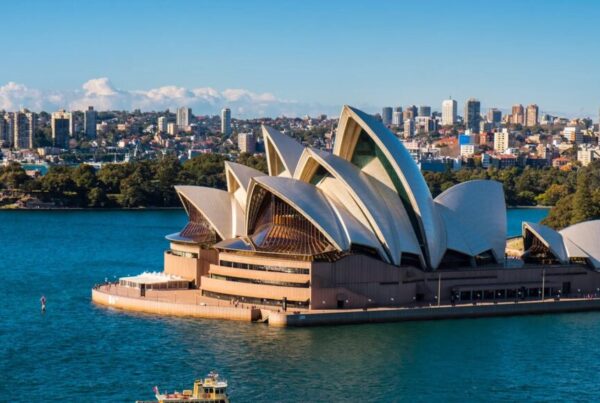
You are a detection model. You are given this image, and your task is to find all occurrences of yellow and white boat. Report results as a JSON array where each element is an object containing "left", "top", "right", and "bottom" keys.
[{"left": 137, "top": 372, "right": 229, "bottom": 403}]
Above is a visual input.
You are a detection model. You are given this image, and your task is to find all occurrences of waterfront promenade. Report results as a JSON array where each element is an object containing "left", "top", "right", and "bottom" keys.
[{"left": 92, "top": 283, "right": 600, "bottom": 327}]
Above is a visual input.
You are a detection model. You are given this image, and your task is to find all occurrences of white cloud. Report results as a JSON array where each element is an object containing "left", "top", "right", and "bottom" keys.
[{"left": 0, "top": 78, "right": 337, "bottom": 118}]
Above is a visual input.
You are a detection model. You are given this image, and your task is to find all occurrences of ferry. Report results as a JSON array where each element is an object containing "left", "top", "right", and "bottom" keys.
[{"left": 137, "top": 372, "right": 229, "bottom": 403}]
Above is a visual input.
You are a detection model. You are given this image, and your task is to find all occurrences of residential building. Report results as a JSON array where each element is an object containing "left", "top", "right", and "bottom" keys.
[
  {"left": 13, "top": 109, "right": 36, "bottom": 149},
  {"left": 441, "top": 99, "right": 457, "bottom": 126},
  {"left": 526, "top": 104, "right": 539, "bottom": 127},
  {"left": 84, "top": 106, "right": 97, "bottom": 139},
  {"left": 157, "top": 116, "right": 168, "bottom": 133},
  {"left": 403, "top": 118, "right": 415, "bottom": 138},
  {"left": 494, "top": 129, "right": 512, "bottom": 153},
  {"left": 221, "top": 108, "right": 231, "bottom": 136},
  {"left": 167, "top": 123, "right": 178, "bottom": 136},
  {"left": 577, "top": 145, "right": 600, "bottom": 166},
  {"left": 460, "top": 143, "right": 478, "bottom": 157},
  {"left": 176, "top": 107, "right": 191, "bottom": 129},
  {"left": 464, "top": 98, "right": 481, "bottom": 133},
  {"left": 238, "top": 132, "right": 256, "bottom": 154},
  {"left": 511, "top": 104, "right": 525, "bottom": 125},
  {"left": 564, "top": 126, "right": 583, "bottom": 144},
  {"left": 51, "top": 110, "right": 72, "bottom": 148}
]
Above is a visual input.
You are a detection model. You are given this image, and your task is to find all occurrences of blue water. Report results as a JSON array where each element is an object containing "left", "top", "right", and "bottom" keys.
[{"left": 6, "top": 207, "right": 600, "bottom": 402}]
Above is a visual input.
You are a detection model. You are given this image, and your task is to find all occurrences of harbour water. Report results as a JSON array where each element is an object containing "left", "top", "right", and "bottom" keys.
[{"left": 3, "top": 208, "right": 600, "bottom": 401}]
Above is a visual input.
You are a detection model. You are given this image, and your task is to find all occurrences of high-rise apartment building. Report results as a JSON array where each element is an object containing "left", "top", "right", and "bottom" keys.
[
  {"left": 494, "top": 129, "right": 512, "bottom": 153},
  {"left": 238, "top": 132, "right": 256, "bottom": 154},
  {"left": 441, "top": 99, "right": 457, "bottom": 125},
  {"left": 464, "top": 98, "right": 481, "bottom": 133},
  {"left": 13, "top": 109, "right": 36, "bottom": 149},
  {"left": 418, "top": 105, "right": 431, "bottom": 117},
  {"left": 221, "top": 108, "right": 231, "bottom": 136},
  {"left": 381, "top": 107, "right": 393, "bottom": 126},
  {"left": 403, "top": 118, "right": 415, "bottom": 139},
  {"left": 84, "top": 106, "right": 97, "bottom": 139},
  {"left": 525, "top": 104, "right": 539, "bottom": 127},
  {"left": 511, "top": 104, "right": 525, "bottom": 125},
  {"left": 176, "top": 107, "right": 191, "bottom": 128},
  {"left": 392, "top": 110, "right": 403, "bottom": 126},
  {"left": 0, "top": 113, "right": 10, "bottom": 146},
  {"left": 51, "top": 110, "right": 73, "bottom": 148},
  {"left": 487, "top": 108, "right": 502, "bottom": 124},
  {"left": 157, "top": 116, "right": 168, "bottom": 133}
]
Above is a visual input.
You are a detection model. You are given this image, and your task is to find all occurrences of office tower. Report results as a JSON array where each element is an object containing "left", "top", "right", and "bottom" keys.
[
  {"left": 442, "top": 99, "right": 457, "bottom": 125},
  {"left": 511, "top": 104, "right": 525, "bottom": 125},
  {"left": 381, "top": 107, "right": 393, "bottom": 126},
  {"left": 418, "top": 105, "right": 431, "bottom": 117},
  {"left": 464, "top": 98, "right": 481, "bottom": 133},
  {"left": 221, "top": 108, "right": 231, "bottom": 136},
  {"left": 392, "top": 110, "right": 403, "bottom": 126},
  {"left": 487, "top": 108, "right": 502, "bottom": 124},
  {"left": 176, "top": 107, "right": 191, "bottom": 128},
  {"left": 238, "top": 132, "right": 256, "bottom": 154},
  {"left": 51, "top": 110, "right": 73, "bottom": 148},
  {"left": 157, "top": 116, "right": 168, "bottom": 133},
  {"left": 494, "top": 129, "right": 512, "bottom": 153},
  {"left": 525, "top": 104, "right": 539, "bottom": 127},
  {"left": 84, "top": 106, "right": 97, "bottom": 139},
  {"left": 13, "top": 109, "right": 36, "bottom": 149},
  {"left": 403, "top": 105, "right": 417, "bottom": 121},
  {"left": 403, "top": 119, "right": 415, "bottom": 138}
]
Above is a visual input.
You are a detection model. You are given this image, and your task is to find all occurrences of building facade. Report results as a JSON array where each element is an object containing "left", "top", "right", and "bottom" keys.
[
  {"left": 84, "top": 106, "right": 97, "bottom": 139},
  {"left": 13, "top": 109, "right": 36, "bottom": 149},
  {"left": 441, "top": 99, "right": 457, "bottom": 126},
  {"left": 51, "top": 110, "right": 73, "bottom": 148},
  {"left": 238, "top": 132, "right": 256, "bottom": 154},
  {"left": 381, "top": 107, "right": 393, "bottom": 126},
  {"left": 177, "top": 107, "right": 191, "bottom": 129},
  {"left": 526, "top": 104, "right": 539, "bottom": 127},
  {"left": 464, "top": 98, "right": 481, "bottom": 133},
  {"left": 221, "top": 108, "right": 231, "bottom": 136}
]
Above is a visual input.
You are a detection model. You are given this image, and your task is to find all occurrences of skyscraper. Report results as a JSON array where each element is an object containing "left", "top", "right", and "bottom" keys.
[
  {"left": 381, "top": 107, "right": 393, "bottom": 126},
  {"left": 176, "top": 107, "right": 191, "bottom": 128},
  {"left": 221, "top": 108, "right": 231, "bottom": 136},
  {"left": 487, "top": 108, "right": 502, "bottom": 124},
  {"left": 238, "top": 132, "right": 256, "bottom": 153},
  {"left": 511, "top": 104, "right": 525, "bottom": 125},
  {"left": 13, "top": 109, "right": 36, "bottom": 149},
  {"left": 0, "top": 113, "right": 10, "bottom": 146},
  {"left": 51, "top": 110, "right": 73, "bottom": 148},
  {"left": 418, "top": 105, "right": 431, "bottom": 117},
  {"left": 392, "top": 110, "right": 403, "bottom": 126},
  {"left": 84, "top": 106, "right": 97, "bottom": 139},
  {"left": 525, "top": 104, "right": 539, "bottom": 127},
  {"left": 157, "top": 116, "right": 168, "bottom": 133},
  {"left": 441, "top": 99, "right": 457, "bottom": 125},
  {"left": 464, "top": 98, "right": 481, "bottom": 133}
]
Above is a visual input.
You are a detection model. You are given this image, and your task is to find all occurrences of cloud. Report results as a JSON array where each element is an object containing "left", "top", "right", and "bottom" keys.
[{"left": 0, "top": 78, "right": 337, "bottom": 118}]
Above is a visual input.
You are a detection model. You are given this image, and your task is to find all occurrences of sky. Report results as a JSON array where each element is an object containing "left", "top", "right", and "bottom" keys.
[{"left": 1, "top": 0, "right": 599, "bottom": 118}]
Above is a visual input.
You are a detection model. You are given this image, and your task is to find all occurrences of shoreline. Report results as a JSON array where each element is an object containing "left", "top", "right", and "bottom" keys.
[
  {"left": 91, "top": 285, "right": 600, "bottom": 328},
  {"left": 0, "top": 206, "right": 184, "bottom": 211}
]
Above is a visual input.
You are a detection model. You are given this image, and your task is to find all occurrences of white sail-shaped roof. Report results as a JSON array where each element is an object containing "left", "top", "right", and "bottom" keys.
[
  {"left": 176, "top": 185, "right": 240, "bottom": 240},
  {"left": 294, "top": 147, "right": 423, "bottom": 266},
  {"left": 224, "top": 161, "right": 264, "bottom": 211},
  {"left": 522, "top": 222, "right": 569, "bottom": 264},
  {"left": 246, "top": 176, "right": 349, "bottom": 251},
  {"left": 334, "top": 105, "right": 446, "bottom": 269},
  {"left": 560, "top": 220, "right": 600, "bottom": 269},
  {"left": 435, "top": 180, "right": 506, "bottom": 262},
  {"left": 262, "top": 125, "right": 304, "bottom": 178}
]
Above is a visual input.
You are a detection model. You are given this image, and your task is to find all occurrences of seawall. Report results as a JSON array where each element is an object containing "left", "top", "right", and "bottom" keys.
[
  {"left": 92, "top": 288, "right": 260, "bottom": 322},
  {"left": 268, "top": 299, "right": 600, "bottom": 327}
]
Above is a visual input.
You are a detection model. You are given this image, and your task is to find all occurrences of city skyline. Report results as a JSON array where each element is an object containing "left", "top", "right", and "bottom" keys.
[{"left": 1, "top": 0, "right": 600, "bottom": 117}]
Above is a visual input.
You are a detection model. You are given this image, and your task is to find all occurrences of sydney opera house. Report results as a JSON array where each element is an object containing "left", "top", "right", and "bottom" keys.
[{"left": 159, "top": 105, "right": 600, "bottom": 310}]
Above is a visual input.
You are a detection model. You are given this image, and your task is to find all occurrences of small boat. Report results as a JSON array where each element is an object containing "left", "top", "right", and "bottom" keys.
[{"left": 137, "top": 372, "right": 229, "bottom": 403}]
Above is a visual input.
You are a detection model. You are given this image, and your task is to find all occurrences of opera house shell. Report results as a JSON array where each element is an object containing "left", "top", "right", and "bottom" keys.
[{"left": 162, "top": 105, "right": 600, "bottom": 310}]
